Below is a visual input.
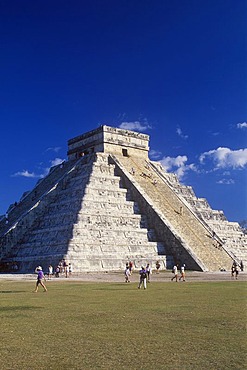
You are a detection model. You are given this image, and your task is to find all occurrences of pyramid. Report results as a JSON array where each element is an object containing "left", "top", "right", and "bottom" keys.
[{"left": 0, "top": 125, "right": 246, "bottom": 273}]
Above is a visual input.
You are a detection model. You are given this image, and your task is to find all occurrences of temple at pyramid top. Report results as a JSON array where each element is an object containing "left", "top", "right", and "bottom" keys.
[{"left": 67, "top": 125, "right": 150, "bottom": 160}]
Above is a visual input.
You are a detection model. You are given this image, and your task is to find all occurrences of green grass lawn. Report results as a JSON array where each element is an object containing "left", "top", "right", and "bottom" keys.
[{"left": 0, "top": 278, "right": 246, "bottom": 370}]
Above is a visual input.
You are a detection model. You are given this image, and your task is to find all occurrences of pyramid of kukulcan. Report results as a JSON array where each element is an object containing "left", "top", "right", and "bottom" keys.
[{"left": 0, "top": 125, "right": 246, "bottom": 273}]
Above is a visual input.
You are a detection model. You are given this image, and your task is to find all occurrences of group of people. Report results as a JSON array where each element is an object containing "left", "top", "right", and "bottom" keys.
[
  {"left": 171, "top": 263, "right": 186, "bottom": 282},
  {"left": 53, "top": 260, "right": 72, "bottom": 278},
  {"left": 125, "top": 261, "right": 186, "bottom": 289},
  {"left": 124, "top": 262, "right": 152, "bottom": 287},
  {"left": 34, "top": 258, "right": 243, "bottom": 292},
  {"left": 124, "top": 261, "right": 134, "bottom": 283}
]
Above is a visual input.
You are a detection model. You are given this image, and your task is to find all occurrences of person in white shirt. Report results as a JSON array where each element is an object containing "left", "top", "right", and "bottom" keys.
[
  {"left": 171, "top": 264, "right": 178, "bottom": 282},
  {"left": 179, "top": 264, "right": 186, "bottom": 281},
  {"left": 124, "top": 263, "right": 131, "bottom": 283}
]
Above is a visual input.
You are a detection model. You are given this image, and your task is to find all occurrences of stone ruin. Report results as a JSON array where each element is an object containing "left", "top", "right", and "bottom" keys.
[{"left": 0, "top": 125, "right": 246, "bottom": 273}]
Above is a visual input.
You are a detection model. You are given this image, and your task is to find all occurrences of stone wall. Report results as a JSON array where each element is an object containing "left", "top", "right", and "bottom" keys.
[{"left": 67, "top": 125, "right": 149, "bottom": 160}]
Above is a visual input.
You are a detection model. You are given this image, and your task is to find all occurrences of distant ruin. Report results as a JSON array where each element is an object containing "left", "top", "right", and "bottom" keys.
[{"left": 0, "top": 125, "right": 246, "bottom": 273}]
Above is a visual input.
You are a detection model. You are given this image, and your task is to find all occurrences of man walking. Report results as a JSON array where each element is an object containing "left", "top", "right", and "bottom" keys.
[
  {"left": 171, "top": 264, "right": 178, "bottom": 282},
  {"left": 138, "top": 266, "right": 147, "bottom": 289}
]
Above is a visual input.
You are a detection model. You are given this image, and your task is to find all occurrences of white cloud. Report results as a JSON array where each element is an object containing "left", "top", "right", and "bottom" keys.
[
  {"left": 199, "top": 147, "right": 247, "bottom": 169},
  {"left": 217, "top": 178, "right": 235, "bottom": 185},
  {"left": 222, "top": 171, "right": 231, "bottom": 176},
  {"left": 45, "top": 146, "right": 61, "bottom": 153},
  {"left": 12, "top": 158, "right": 65, "bottom": 179},
  {"left": 161, "top": 155, "right": 188, "bottom": 170},
  {"left": 42, "top": 158, "right": 65, "bottom": 176},
  {"left": 160, "top": 155, "right": 197, "bottom": 180},
  {"left": 50, "top": 157, "right": 64, "bottom": 167},
  {"left": 237, "top": 122, "right": 247, "bottom": 129},
  {"left": 176, "top": 126, "right": 188, "bottom": 140},
  {"left": 119, "top": 120, "right": 151, "bottom": 132},
  {"left": 11, "top": 170, "right": 42, "bottom": 178}
]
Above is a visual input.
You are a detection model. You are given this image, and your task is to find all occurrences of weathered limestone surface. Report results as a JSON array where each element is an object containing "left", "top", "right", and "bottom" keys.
[
  {"left": 110, "top": 155, "right": 235, "bottom": 271},
  {"left": 150, "top": 162, "right": 247, "bottom": 267},
  {"left": 0, "top": 151, "right": 172, "bottom": 272},
  {"left": 0, "top": 125, "right": 245, "bottom": 272}
]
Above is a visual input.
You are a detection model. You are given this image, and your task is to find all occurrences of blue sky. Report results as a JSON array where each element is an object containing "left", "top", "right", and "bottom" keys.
[{"left": 0, "top": 0, "right": 246, "bottom": 222}]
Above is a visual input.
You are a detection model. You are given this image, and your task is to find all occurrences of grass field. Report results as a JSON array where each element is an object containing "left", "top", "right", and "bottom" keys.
[{"left": 0, "top": 278, "right": 246, "bottom": 370}]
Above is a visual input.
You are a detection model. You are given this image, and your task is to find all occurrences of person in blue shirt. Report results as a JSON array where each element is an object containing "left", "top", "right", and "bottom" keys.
[
  {"left": 34, "top": 266, "right": 47, "bottom": 292},
  {"left": 138, "top": 266, "right": 147, "bottom": 289}
]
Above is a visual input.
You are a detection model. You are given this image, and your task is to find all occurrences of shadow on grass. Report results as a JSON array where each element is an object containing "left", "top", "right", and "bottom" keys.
[
  {"left": 0, "top": 290, "right": 26, "bottom": 294},
  {"left": 0, "top": 306, "right": 42, "bottom": 312}
]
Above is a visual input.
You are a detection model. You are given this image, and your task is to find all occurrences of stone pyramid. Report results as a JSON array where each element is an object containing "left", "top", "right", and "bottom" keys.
[{"left": 0, "top": 126, "right": 246, "bottom": 273}]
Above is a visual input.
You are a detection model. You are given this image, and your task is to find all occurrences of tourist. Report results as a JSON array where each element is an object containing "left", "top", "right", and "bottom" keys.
[
  {"left": 146, "top": 263, "right": 152, "bottom": 282},
  {"left": 171, "top": 264, "right": 178, "bottom": 282},
  {"left": 138, "top": 266, "right": 147, "bottom": 289},
  {"left": 179, "top": 264, "right": 186, "bottom": 281},
  {"left": 156, "top": 261, "right": 161, "bottom": 273},
  {"left": 65, "top": 264, "right": 69, "bottom": 278},
  {"left": 130, "top": 167, "right": 135, "bottom": 175},
  {"left": 152, "top": 179, "right": 157, "bottom": 186},
  {"left": 129, "top": 261, "right": 133, "bottom": 275},
  {"left": 58, "top": 260, "right": 63, "bottom": 274},
  {"left": 55, "top": 266, "right": 60, "bottom": 277},
  {"left": 240, "top": 260, "right": 244, "bottom": 272},
  {"left": 234, "top": 264, "right": 239, "bottom": 279},
  {"left": 34, "top": 266, "right": 47, "bottom": 292},
  {"left": 124, "top": 263, "right": 131, "bottom": 283},
  {"left": 231, "top": 261, "right": 238, "bottom": 278},
  {"left": 63, "top": 259, "right": 67, "bottom": 274},
  {"left": 48, "top": 264, "right": 53, "bottom": 279}
]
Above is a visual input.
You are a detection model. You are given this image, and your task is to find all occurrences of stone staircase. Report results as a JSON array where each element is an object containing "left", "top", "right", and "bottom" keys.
[
  {"left": 152, "top": 163, "right": 247, "bottom": 268},
  {"left": 0, "top": 153, "right": 172, "bottom": 273},
  {"left": 110, "top": 155, "right": 233, "bottom": 271}
]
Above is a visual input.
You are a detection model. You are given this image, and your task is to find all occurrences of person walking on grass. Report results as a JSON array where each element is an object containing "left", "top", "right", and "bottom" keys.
[
  {"left": 34, "top": 266, "right": 47, "bottom": 292},
  {"left": 124, "top": 263, "right": 131, "bottom": 283},
  {"left": 179, "top": 264, "right": 186, "bottom": 281},
  {"left": 146, "top": 263, "right": 152, "bottom": 282},
  {"left": 156, "top": 260, "right": 161, "bottom": 273},
  {"left": 138, "top": 266, "right": 147, "bottom": 289},
  {"left": 233, "top": 264, "right": 239, "bottom": 280},
  {"left": 171, "top": 264, "right": 178, "bottom": 282},
  {"left": 48, "top": 264, "right": 53, "bottom": 280}
]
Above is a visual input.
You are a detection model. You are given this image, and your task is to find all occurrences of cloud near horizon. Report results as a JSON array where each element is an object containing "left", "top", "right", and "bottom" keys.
[
  {"left": 199, "top": 147, "right": 247, "bottom": 169},
  {"left": 11, "top": 170, "right": 42, "bottom": 179}
]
